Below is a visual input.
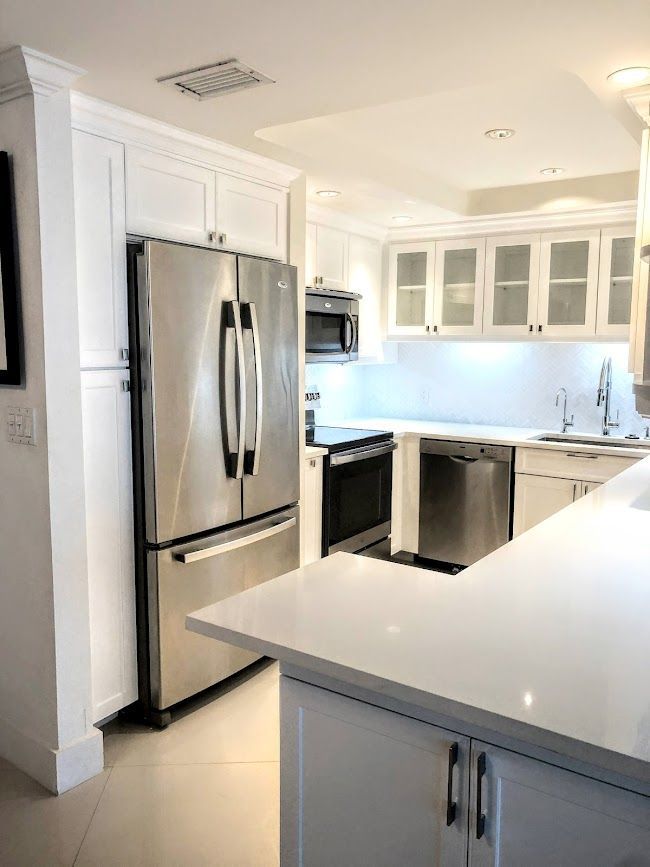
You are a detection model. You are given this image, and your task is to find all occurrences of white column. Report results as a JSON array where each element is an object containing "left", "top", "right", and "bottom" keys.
[{"left": 0, "top": 46, "right": 103, "bottom": 793}]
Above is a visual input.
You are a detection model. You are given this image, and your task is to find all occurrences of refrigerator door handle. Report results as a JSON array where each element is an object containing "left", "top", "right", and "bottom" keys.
[
  {"left": 226, "top": 300, "right": 247, "bottom": 480},
  {"left": 243, "top": 301, "right": 263, "bottom": 476},
  {"left": 173, "top": 516, "right": 297, "bottom": 564}
]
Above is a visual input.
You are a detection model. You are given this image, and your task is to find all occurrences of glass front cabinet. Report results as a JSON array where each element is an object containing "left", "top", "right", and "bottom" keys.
[
  {"left": 433, "top": 238, "right": 486, "bottom": 335},
  {"left": 483, "top": 234, "right": 541, "bottom": 337},
  {"left": 596, "top": 225, "right": 635, "bottom": 338},
  {"left": 387, "top": 243, "right": 435, "bottom": 336},
  {"left": 537, "top": 229, "right": 601, "bottom": 337}
]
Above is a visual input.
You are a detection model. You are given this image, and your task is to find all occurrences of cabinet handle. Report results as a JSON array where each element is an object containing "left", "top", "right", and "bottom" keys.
[
  {"left": 475, "top": 751, "right": 486, "bottom": 839},
  {"left": 566, "top": 452, "right": 598, "bottom": 459},
  {"left": 121, "top": 380, "right": 130, "bottom": 393},
  {"left": 528, "top": 324, "right": 533, "bottom": 333},
  {"left": 446, "top": 742, "right": 459, "bottom": 826},
  {"left": 538, "top": 324, "right": 543, "bottom": 333},
  {"left": 433, "top": 324, "right": 438, "bottom": 333},
  {"left": 572, "top": 482, "right": 578, "bottom": 501},
  {"left": 426, "top": 324, "right": 430, "bottom": 333},
  {"left": 219, "top": 233, "right": 227, "bottom": 245},
  {"left": 120, "top": 347, "right": 129, "bottom": 361}
]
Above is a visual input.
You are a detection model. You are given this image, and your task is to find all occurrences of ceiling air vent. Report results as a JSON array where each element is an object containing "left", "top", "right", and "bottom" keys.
[{"left": 157, "top": 59, "right": 275, "bottom": 101}]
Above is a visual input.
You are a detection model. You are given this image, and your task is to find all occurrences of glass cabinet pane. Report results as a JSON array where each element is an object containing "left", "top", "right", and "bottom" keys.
[
  {"left": 395, "top": 251, "right": 427, "bottom": 326},
  {"left": 607, "top": 237, "right": 634, "bottom": 326},
  {"left": 441, "top": 248, "right": 476, "bottom": 326},
  {"left": 492, "top": 244, "right": 531, "bottom": 326},
  {"left": 547, "top": 240, "right": 589, "bottom": 326}
]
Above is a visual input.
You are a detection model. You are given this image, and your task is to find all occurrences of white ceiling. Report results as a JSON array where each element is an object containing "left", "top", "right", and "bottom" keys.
[{"left": 1, "top": 0, "right": 648, "bottom": 226}]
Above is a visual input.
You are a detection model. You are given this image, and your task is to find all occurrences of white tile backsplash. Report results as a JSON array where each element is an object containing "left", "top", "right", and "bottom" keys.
[{"left": 309, "top": 342, "right": 647, "bottom": 436}]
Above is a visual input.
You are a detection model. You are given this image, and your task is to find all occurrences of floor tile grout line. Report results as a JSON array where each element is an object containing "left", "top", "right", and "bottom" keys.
[
  {"left": 105, "top": 758, "right": 280, "bottom": 768},
  {"left": 71, "top": 766, "right": 113, "bottom": 867}
]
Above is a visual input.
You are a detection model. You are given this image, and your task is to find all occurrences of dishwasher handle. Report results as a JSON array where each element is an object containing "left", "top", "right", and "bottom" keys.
[{"left": 449, "top": 455, "right": 479, "bottom": 464}]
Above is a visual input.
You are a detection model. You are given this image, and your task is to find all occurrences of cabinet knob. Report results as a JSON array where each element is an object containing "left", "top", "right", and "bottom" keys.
[
  {"left": 120, "top": 347, "right": 129, "bottom": 361},
  {"left": 425, "top": 324, "right": 430, "bottom": 333},
  {"left": 121, "top": 380, "right": 130, "bottom": 393},
  {"left": 538, "top": 324, "right": 543, "bottom": 333},
  {"left": 309, "top": 459, "right": 316, "bottom": 467}
]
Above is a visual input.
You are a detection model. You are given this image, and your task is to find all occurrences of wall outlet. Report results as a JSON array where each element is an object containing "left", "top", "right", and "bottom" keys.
[{"left": 6, "top": 407, "right": 36, "bottom": 446}]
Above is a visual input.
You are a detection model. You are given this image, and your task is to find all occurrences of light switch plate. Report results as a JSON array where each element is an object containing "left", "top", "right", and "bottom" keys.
[{"left": 6, "top": 407, "right": 36, "bottom": 446}]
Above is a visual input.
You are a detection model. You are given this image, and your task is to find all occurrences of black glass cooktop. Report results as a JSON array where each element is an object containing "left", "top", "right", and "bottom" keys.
[{"left": 307, "top": 425, "right": 393, "bottom": 453}]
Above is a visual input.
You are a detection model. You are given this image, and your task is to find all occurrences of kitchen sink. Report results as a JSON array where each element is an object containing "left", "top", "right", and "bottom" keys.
[{"left": 533, "top": 433, "right": 650, "bottom": 450}]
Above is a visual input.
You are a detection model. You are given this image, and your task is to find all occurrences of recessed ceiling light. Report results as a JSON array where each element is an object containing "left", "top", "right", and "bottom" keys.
[
  {"left": 540, "top": 167, "right": 565, "bottom": 176},
  {"left": 607, "top": 66, "right": 650, "bottom": 87},
  {"left": 484, "top": 128, "right": 515, "bottom": 140},
  {"left": 392, "top": 215, "right": 412, "bottom": 223},
  {"left": 404, "top": 199, "right": 417, "bottom": 205},
  {"left": 316, "top": 189, "right": 341, "bottom": 198}
]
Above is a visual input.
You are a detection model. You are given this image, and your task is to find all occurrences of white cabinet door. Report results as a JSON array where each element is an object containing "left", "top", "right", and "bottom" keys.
[
  {"left": 433, "top": 238, "right": 486, "bottom": 336},
  {"left": 483, "top": 234, "right": 541, "bottom": 337},
  {"left": 306, "top": 222, "right": 318, "bottom": 287},
  {"left": 281, "top": 676, "right": 469, "bottom": 867},
  {"left": 314, "top": 224, "right": 349, "bottom": 291},
  {"left": 73, "top": 131, "right": 129, "bottom": 369},
  {"left": 302, "top": 454, "right": 323, "bottom": 565},
  {"left": 216, "top": 173, "right": 287, "bottom": 260},
  {"left": 513, "top": 473, "right": 578, "bottom": 536},
  {"left": 596, "top": 225, "right": 635, "bottom": 338},
  {"left": 81, "top": 369, "right": 137, "bottom": 723},
  {"left": 469, "top": 742, "right": 650, "bottom": 866},
  {"left": 387, "top": 243, "right": 436, "bottom": 336},
  {"left": 125, "top": 146, "right": 216, "bottom": 246},
  {"left": 537, "top": 229, "right": 600, "bottom": 337},
  {"left": 348, "top": 234, "right": 383, "bottom": 359}
]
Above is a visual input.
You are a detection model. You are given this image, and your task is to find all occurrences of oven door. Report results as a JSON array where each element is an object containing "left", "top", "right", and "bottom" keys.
[
  {"left": 325, "top": 441, "right": 396, "bottom": 554},
  {"left": 306, "top": 294, "right": 358, "bottom": 363}
]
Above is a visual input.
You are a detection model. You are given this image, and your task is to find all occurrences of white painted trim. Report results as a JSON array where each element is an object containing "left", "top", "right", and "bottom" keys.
[
  {"left": 0, "top": 46, "right": 84, "bottom": 105},
  {"left": 307, "top": 203, "right": 387, "bottom": 241},
  {"left": 623, "top": 84, "right": 650, "bottom": 126},
  {"left": 386, "top": 201, "right": 637, "bottom": 243},
  {"left": 0, "top": 714, "right": 103, "bottom": 794},
  {"left": 70, "top": 91, "right": 301, "bottom": 188}
]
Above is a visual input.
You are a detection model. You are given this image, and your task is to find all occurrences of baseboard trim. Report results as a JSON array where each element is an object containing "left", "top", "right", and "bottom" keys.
[{"left": 0, "top": 714, "right": 104, "bottom": 793}]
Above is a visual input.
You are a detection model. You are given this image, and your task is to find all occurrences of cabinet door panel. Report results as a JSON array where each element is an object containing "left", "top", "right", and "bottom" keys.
[
  {"left": 281, "top": 676, "right": 469, "bottom": 867},
  {"left": 483, "top": 234, "right": 540, "bottom": 336},
  {"left": 81, "top": 369, "right": 137, "bottom": 723},
  {"left": 316, "top": 224, "right": 348, "bottom": 290},
  {"left": 125, "top": 146, "right": 216, "bottom": 245},
  {"left": 537, "top": 230, "right": 600, "bottom": 337},
  {"left": 596, "top": 226, "right": 635, "bottom": 337},
  {"left": 434, "top": 239, "right": 485, "bottom": 335},
  {"left": 513, "top": 474, "right": 577, "bottom": 536},
  {"left": 216, "top": 173, "right": 287, "bottom": 260},
  {"left": 387, "top": 243, "right": 435, "bottom": 336},
  {"left": 306, "top": 222, "right": 318, "bottom": 287},
  {"left": 469, "top": 742, "right": 650, "bottom": 867},
  {"left": 348, "top": 234, "right": 383, "bottom": 359},
  {"left": 302, "top": 455, "right": 323, "bottom": 565},
  {"left": 73, "top": 131, "right": 128, "bottom": 369}
]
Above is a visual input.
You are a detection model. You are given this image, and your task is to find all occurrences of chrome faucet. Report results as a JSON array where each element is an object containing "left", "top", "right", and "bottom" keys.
[
  {"left": 555, "top": 387, "right": 574, "bottom": 433},
  {"left": 596, "top": 356, "right": 619, "bottom": 436}
]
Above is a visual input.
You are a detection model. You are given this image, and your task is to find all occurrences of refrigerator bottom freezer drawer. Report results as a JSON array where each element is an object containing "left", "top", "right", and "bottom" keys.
[{"left": 148, "top": 506, "right": 299, "bottom": 710}]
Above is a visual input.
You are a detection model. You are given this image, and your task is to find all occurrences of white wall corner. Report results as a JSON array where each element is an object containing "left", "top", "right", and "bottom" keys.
[{"left": 0, "top": 45, "right": 85, "bottom": 105}]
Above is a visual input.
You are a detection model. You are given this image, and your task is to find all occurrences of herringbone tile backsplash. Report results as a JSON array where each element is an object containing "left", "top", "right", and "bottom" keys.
[{"left": 309, "top": 342, "right": 647, "bottom": 436}]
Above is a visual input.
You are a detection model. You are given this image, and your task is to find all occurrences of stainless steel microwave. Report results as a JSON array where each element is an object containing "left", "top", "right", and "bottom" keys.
[{"left": 306, "top": 288, "right": 361, "bottom": 363}]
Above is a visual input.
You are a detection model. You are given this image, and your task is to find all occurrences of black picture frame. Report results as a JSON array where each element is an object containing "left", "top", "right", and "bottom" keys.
[{"left": 0, "top": 150, "right": 21, "bottom": 386}]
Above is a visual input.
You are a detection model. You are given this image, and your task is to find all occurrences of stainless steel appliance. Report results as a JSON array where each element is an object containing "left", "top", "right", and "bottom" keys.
[
  {"left": 308, "top": 426, "right": 396, "bottom": 554},
  {"left": 306, "top": 288, "right": 360, "bottom": 363},
  {"left": 128, "top": 239, "right": 299, "bottom": 725},
  {"left": 418, "top": 439, "right": 513, "bottom": 568}
]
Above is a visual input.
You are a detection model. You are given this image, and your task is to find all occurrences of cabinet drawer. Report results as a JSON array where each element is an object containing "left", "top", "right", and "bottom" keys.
[{"left": 515, "top": 447, "right": 638, "bottom": 483}]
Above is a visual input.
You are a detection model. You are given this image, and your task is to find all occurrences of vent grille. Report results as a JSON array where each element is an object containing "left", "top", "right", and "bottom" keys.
[{"left": 157, "top": 59, "right": 274, "bottom": 101}]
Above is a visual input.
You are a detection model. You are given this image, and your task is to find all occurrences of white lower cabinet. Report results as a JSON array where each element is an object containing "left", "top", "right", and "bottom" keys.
[
  {"left": 513, "top": 474, "right": 579, "bottom": 536},
  {"left": 468, "top": 742, "right": 650, "bottom": 866},
  {"left": 302, "top": 453, "right": 323, "bottom": 565},
  {"left": 391, "top": 434, "right": 420, "bottom": 555},
  {"left": 81, "top": 369, "right": 137, "bottom": 723}
]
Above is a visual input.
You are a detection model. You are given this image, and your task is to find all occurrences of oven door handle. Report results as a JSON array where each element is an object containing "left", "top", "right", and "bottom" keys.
[{"left": 330, "top": 441, "right": 397, "bottom": 466}]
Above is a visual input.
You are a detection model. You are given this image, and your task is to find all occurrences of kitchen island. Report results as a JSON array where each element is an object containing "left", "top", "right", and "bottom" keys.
[{"left": 188, "top": 457, "right": 650, "bottom": 865}]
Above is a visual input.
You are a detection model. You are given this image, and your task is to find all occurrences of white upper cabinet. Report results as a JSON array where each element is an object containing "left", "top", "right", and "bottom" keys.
[
  {"left": 387, "top": 243, "right": 435, "bottom": 336},
  {"left": 596, "top": 226, "right": 635, "bottom": 337},
  {"left": 125, "top": 146, "right": 217, "bottom": 246},
  {"left": 483, "top": 234, "right": 541, "bottom": 337},
  {"left": 73, "top": 131, "right": 129, "bottom": 369},
  {"left": 307, "top": 223, "right": 349, "bottom": 290},
  {"left": 215, "top": 173, "right": 287, "bottom": 261},
  {"left": 433, "top": 238, "right": 486, "bottom": 336},
  {"left": 348, "top": 234, "right": 383, "bottom": 359},
  {"left": 537, "top": 229, "right": 600, "bottom": 337}
]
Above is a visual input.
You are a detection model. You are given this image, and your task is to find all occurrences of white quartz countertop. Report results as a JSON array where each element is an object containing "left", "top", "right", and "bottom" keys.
[
  {"left": 188, "top": 456, "right": 650, "bottom": 788},
  {"left": 305, "top": 445, "right": 328, "bottom": 459}
]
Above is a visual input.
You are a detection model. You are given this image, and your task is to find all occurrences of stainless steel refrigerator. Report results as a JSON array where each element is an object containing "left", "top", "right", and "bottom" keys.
[{"left": 128, "top": 239, "right": 299, "bottom": 725}]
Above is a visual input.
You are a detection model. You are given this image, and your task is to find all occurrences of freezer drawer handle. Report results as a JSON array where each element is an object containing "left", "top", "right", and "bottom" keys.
[
  {"left": 330, "top": 441, "right": 397, "bottom": 466},
  {"left": 226, "top": 301, "right": 247, "bottom": 480},
  {"left": 173, "top": 517, "right": 297, "bottom": 564},
  {"left": 242, "top": 302, "right": 263, "bottom": 476}
]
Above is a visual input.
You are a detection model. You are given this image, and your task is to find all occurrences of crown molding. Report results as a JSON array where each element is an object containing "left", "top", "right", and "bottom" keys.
[
  {"left": 306, "top": 202, "right": 387, "bottom": 241},
  {"left": 623, "top": 84, "right": 650, "bottom": 126},
  {"left": 386, "top": 201, "right": 637, "bottom": 242},
  {"left": 70, "top": 91, "right": 302, "bottom": 188},
  {"left": 0, "top": 46, "right": 84, "bottom": 105}
]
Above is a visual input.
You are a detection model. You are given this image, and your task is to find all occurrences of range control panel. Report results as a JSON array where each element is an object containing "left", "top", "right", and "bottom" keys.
[{"left": 6, "top": 406, "right": 36, "bottom": 446}]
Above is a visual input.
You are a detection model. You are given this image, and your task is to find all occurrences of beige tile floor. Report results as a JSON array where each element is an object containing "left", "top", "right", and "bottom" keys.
[{"left": 0, "top": 662, "right": 280, "bottom": 867}]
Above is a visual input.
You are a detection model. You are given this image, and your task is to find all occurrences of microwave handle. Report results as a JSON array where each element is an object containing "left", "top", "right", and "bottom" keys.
[{"left": 345, "top": 312, "right": 357, "bottom": 353}]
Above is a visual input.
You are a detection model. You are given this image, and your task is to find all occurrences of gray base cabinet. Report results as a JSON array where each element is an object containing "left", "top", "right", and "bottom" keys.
[{"left": 281, "top": 677, "right": 650, "bottom": 867}]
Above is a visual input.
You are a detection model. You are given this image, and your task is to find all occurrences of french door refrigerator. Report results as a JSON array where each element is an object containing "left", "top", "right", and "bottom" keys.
[{"left": 128, "top": 239, "right": 299, "bottom": 725}]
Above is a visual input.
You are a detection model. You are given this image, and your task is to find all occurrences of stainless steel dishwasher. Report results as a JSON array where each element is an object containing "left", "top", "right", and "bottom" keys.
[{"left": 418, "top": 439, "right": 514, "bottom": 568}]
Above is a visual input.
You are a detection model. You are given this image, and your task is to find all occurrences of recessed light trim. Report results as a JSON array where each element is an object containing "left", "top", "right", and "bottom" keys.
[
  {"left": 607, "top": 66, "right": 650, "bottom": 87},
  {"left": 540, "top": 167, "right": 565, "bottom": 176},
  {"left": 392, "top": 215, "right": 413, "bottom": 223},
  {"left": 316, "top": 189, "right": 341, "bottom": 198},
  {"left": 484, "top": 128, "right": 515, "bottom": 140}
]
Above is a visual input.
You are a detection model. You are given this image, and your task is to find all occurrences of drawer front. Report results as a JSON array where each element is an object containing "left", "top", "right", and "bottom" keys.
[{"left": 515, "top": 447, "right": 638, "bottom": 483}]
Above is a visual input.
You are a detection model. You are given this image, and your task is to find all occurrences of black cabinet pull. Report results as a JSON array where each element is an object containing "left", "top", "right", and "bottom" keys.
[
  {"left": 476, "top": 751, "right": 486, "bottom": 839},
  {"left": 528, "top": 324, "right": 533, "bottom": 332},
  {"left": 446, "top": 742, "right": 458, "bottom": 826},
  {"left": 537, "top": 324, "right": 543, "bottom": 333}
]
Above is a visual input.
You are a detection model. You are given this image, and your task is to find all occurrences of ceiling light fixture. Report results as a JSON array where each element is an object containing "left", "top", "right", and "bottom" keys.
[
  {"left": 607, "top": 66, "right": 650, "bottom": 87},
  {"left": 392, "top": 215, "right": 412, "bottom": 223},
  {"left": 540, "top": 167, "right": 565, "bottom": 176},
  {"left": 484, "top": 128, "right": 515, "bottom": 140},
  {"left": 316, "top": 189, "right": 341, "bottom": 198}
]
